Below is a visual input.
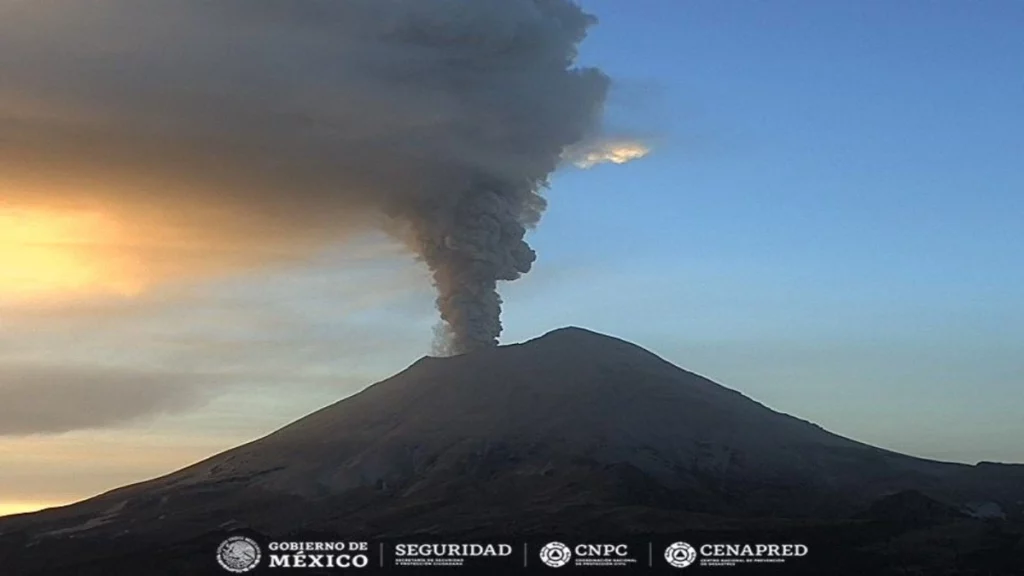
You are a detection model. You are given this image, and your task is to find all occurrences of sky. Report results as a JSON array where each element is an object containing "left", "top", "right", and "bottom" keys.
[{"left": 1, "top": 0, "right": 1022, "bottom": 517}]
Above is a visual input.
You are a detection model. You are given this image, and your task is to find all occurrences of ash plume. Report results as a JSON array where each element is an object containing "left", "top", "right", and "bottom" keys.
[{"left": 0, "top": 0, "right": 620, "bottom": 354}]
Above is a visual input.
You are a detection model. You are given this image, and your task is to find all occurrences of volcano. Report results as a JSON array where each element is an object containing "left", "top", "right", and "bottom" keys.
[{"left": 2, "top": 327, "right": 1022, "bottom": 574}]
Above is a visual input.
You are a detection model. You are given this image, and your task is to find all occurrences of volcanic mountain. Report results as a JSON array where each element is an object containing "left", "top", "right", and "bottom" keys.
[{"left": 2, "top": 327, "right": 1022, "bottom": 574}]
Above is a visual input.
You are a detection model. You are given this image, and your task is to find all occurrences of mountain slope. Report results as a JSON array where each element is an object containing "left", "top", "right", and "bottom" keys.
[{"left": 2, "top": 327, "right": 1022, "bottom": 571}]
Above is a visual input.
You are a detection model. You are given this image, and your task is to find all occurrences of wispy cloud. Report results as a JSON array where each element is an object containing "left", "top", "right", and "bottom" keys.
[
  {"left": 563, "top": 138, "right": 652, "bottom": 168},
  {"left": 0, "top": 364, "right": 217, "bottom": 435},
  {"left": 0, "top": 245, "right": 437, "bottom": 436}
]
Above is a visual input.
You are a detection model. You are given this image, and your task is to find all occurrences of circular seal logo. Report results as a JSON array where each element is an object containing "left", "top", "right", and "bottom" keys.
[
  {"left": 217, "top": 536, "right": 261, "bottom": 573},
  {"left": 664, "top": 542, "right": 697, "bottom": 569},
  {"left": 539, "top": 541, "right": 572, "bottom": 568}
]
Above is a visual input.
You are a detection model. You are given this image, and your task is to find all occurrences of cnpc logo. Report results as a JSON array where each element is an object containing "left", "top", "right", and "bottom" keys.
[
  {"left": 575, "top": 544, "right": 629, "bottom": 557},
  {"left": 539, "top": 542, "right": 631, "bottom": 568}
]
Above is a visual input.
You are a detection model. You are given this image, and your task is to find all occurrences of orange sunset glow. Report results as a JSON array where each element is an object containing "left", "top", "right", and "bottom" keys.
[
  {"left": 0, "top": 501, "right": 61, "bottom": 518},
  {"left": 0, "top": 206, "right": 146, "bottom": 299}
]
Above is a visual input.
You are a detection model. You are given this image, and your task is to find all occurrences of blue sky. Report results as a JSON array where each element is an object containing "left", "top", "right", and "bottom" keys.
[
  {"left": 504, "top": 0, "right": 1023, "bottom": 461},
  {"left": 1, "top": 1, "right": 1021, "bottom": 515}
]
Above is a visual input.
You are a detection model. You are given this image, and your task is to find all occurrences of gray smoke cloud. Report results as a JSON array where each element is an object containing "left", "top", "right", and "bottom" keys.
[{"left": 0, "top": 0, "right": 612, "bottom": 354}]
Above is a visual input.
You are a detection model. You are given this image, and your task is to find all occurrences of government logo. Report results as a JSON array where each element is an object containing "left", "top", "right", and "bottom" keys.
[{"left": 217, "top": 536, "right": 262, "bottom": 573}]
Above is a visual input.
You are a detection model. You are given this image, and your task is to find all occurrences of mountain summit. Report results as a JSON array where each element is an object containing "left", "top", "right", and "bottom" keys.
[{"left": 2, "top": 327, "right": 1022, "bottom": 573}]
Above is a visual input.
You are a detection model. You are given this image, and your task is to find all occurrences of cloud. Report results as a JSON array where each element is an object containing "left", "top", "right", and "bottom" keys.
[
  {"left": 563, "top": 138, "right": 652, "bottom": 168},
  {"left": 0, "top": 0, "right": 635, "bottom": 351},
  {"left": 0, "top": 0, "right": 481, "bottom": 297},
  {"left": 0, "top": 251, "right": 440, "bottom": 436},
  {"left": 0, "top": 432, "right": 245, "bottom": 509},
  {"left": 0, "top": 237, "right": 427, "bottom": 326},
  {"left": 0, "top": 363, "right": 214, "bottom": 435}
]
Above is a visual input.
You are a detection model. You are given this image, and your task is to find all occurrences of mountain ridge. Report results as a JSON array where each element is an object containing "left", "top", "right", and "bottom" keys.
[
  {"left": 1, "top": 326, "right": 1022, "bottom": 574},
  {"left": 4, "top": 327, "right": 1018, "bottom": 522}
]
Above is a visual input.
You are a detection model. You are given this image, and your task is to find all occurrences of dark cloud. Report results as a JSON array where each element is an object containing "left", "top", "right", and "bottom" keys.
[
  {"left": 0, "top": 364, "right": 213, "bottom": 435},
  {"left": 0, "top": 0, "right": 613, "bottom": 352}
]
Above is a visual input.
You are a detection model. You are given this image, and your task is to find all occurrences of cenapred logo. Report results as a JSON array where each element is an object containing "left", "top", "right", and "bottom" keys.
[
  {"left": 217, "top": 536, "right": 262, "bottom": 573},
  {"left": 664, "top": 542, "right": 697, "bottom": 569},
  {"left": 539, "top": 541, "right": 572, "bottom": 568}
]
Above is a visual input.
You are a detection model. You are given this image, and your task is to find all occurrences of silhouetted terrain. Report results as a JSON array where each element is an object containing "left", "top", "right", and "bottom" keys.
[{"left": 2, "top": 328, "right": 1022, "bottom": 574}]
